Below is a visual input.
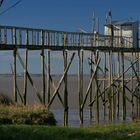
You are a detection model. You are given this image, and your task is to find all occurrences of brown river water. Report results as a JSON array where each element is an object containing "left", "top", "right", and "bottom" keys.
[{"left": 0, "top": 75, "right": 134, "bottom": 127}]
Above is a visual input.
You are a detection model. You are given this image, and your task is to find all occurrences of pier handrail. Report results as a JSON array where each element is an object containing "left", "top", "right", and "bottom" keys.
[{"left": 0, "top": 25, "right": 134, "bottom": 49}]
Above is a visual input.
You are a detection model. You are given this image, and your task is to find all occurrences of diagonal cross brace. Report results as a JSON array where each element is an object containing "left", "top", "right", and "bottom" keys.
[
  {"left": 48, "top": 52, "right": 75, "bottom": 107},
  {"left": 45, "top": 64, "right": 64, "bottom": 108},
  {"left": 16, "top": 51, "right": 42, "bottom": 103},
  {"left": 10, "top": 63, "right": 24, "bottom": 103},
  {"left": 81, "top": 57, "right": 101, "bottom": 110},
  {"left": 131, "top": 62, "right": 140, "bottom": 85},
  {"left": 89, "top": 58, "right": 140, "bottom": 106}
]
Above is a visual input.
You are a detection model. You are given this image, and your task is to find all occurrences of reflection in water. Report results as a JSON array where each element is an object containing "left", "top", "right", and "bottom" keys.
[
  {"left": 0, "top": 75, "right": 135, "bottom": 127},
  {"left": 52, "top": 109, "right": 133, "bottom": 127}
]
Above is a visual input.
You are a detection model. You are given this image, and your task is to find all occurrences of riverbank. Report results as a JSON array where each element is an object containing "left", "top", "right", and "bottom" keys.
[{"left": 0, "top": 123, "right": 140, "bottom": 140}]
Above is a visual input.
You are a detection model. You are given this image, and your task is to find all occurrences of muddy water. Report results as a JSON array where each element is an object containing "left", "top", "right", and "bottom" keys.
[{"left": 0, "top": 75, "right": 134, "bottom": 127}]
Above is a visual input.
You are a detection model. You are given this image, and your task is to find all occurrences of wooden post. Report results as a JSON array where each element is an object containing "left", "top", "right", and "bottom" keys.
[
  {"left": 41, "top": 30, "right": 46, "bottom": 105},
  {"left": 17, "top": 51, "right": 42, "bottom": 103},
  {"left": 63, "top": 50, "right": 68, "bottom": 126},
  {"left": 63, "top": 33, "right": 69, "bottom": 126},
  {"left": 95, "top": 51, "right": 99, "bottom": 124},
  {"left": 48, "top": 53, "right": 75, "bottom": 107},
  {"left": 89, "top": 51, "right": 93, "bottom": 120},
  {"left": 108, "top": 51, "right": 112, "bottom": 122},
  {"left": 10, "top": 64, "right": 23, "bottom": 103},
  {"left": 112, "top": 59, "right": 116, "bottom": 121},
  {"left": 121, "top": 52, "right": 126, "bottom": 121},
  {"left": 110, "top": 24, "right": 114, "bottom": 121},
  {"left": 117, "top": 52, "right": 120, "bottom": 120},
  {"left": 138, "top": 52, "right": 140, "bottom": 120},
  {"left": 23, "top": 30, "right": 28, "bottom": 105},
  {"left": 78, "top": 49, "right": 84, "bottom": 126},
  {"left": 135, "top": 52, "right": 139, "bottom": 119},
  {"left": 103, "top": 52, "right": 107, "bottom": 120},
  {"left": 81, "top": 49, "right": 84, "bottom": 126},
  {"left": 131, "top": 52, "right": 134, "bottom": 120},
  {"left": 47, "top": 32, "right": 51, "bottom": 106},
  {"left": 47, "top": 50, "right": 51, "bottom": 105},
  {"left": 81, "top": 58, "right": 100, "bottom": 110},
  {"left": 89, "top": 12, "right": 95, "bottom": 120},
  {"left": 45, "top": 64, "right": 64, "bottom": 108},
  {"left": 13, "top": 28, "right": 17, "bottom": 103}
]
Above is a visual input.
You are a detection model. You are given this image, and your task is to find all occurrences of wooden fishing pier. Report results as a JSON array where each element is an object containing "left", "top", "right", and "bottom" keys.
[{"left": 0, "top": 18, "right": 140, "bottom": 127}]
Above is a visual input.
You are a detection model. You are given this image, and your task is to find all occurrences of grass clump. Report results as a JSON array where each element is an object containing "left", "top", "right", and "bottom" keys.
[
  {"left": 0, "top": 105, "right": 56, "bottom": 125},
  {"left": 0, "top": 92, "right": 56, "bottom": 126},
  {"left": 0, "top": 92, "right": 13, "bottom": 105}
]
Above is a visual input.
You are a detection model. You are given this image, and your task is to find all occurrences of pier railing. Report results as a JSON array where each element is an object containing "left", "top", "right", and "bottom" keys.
[{"left": 0, "top": 25, "right": 133, "bottom": 49}]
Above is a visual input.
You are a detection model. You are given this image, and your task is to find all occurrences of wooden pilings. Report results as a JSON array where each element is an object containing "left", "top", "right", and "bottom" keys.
[
  {"left": 13, "top": 28, "right": 17, "bottom": 103},
  {"left": 121, "top": 52, "right": 126, "bottom": 121},
  {"left": 117, "top": 52, "right": 120, "bottom": 120},
  {"left": 63, "top": 34, "right": 69, "bottom": 126},
  {"left": 89, "top": 51, "right": 93, "bottom": 120},
  {"left": 63, "top": 50, "right": 68, "bottom": 126},
  {"left": 41, "top": 30, "right": 46, "bottom": 105},
  {"left": 47, "top": 50, "right": 51, "bottom": 105},
  {"left": 131, "top": 52, "right": 134, "bottom": 120},
  {"left": 108, "top": 51, "right": 113, "bottom": 122},
  {"left": 9, "top": 47, "right": 140, "bottom": 126},
  {"left": 95, "top": 51, "right": 99, "bottom": 124},
  {"left": 78, "top": 50, "right": 84, "bottom": 126},
  {"left": 103, "top": 52, "right": 107, "bottom": 121},
  {"left": 7, "top": 27, "right": 140, "bottom": 127},
  {"left": 23, "top": 30, "right": 28, "bottom": 105},
  {"left": 0, "top": 24, "right": 136, "bottom": 127},
  {"left": 13, "top": 48, "right": 17, "bottom": 102}
]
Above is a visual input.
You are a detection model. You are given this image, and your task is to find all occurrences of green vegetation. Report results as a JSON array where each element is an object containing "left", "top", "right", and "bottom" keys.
[
  {"left": 0, "top": 93, "right": 13, "bottom": 105},
  {"left": 0, "top": 105, "right": 56, "bottom": 125},
  {"left": 0, "top": 93, "right": 140, "bottom": 140},
  {"left": 0, "top": 92, "right": 56, "bottom": 126},
  {"left": 0, "top": 123, "right": 140, "bottom": 140}
]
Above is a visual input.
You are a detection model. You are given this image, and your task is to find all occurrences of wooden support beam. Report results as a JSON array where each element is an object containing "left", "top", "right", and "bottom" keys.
[
  {"left": 62, "top": 34, "right": 69, "bottom": 126},
  {"left": 108, "top": 51, "right": 113, "bottom": 121},
  {"left": 99, "top": 79, "right": 136, "bottom": 106},
  {"left": 89, "top": 58, "right": 140, "bottom": 107},
  {"left": 44, "top": 64, "right": 64, "bottom": 107},
  {"left": 81, "top": 57, "right": 101, "bottom": 110},
  {"left": 117, "top": 52, "right": 120, "bottom": 120},
  {"left": 48, "top": 52, "right": 75, "bottom": 107},
  {"left": 41, "top": 30, "right": 46, "bottom": 105},
  {"left": 16, "top": 51, "right": 42, "bottom": 103},
  {"left": 131, "top": 62, "right": 140, "bottom": 84},
  {"left": 89, "top": 51, "right": 93, "bottom": 120},
  {"left": 10, "top": 64, "right": 23, "bottom": 103},
  {"left": 88, "top": 81, "right": 104, "bottom": 105},
  {"left": 95, "top": 51, "right": 99, "bottom": 124},
  {"left": 23, "top": 48, "right": 28, "bottom": 105},
  {"left": 23, "top": 30, "right": 28, "bottom": 105},
  {"left": 112, "top": 61, "right": 116, "bottom": 121},
  {"left": 13, "top": 28, "right": 17, "bottom": 103},
  {"left": 131, "top": 54, "right": 140, "bottom": 120},
  {"left": 138, "top": 52, "right": 140, "bottom": 120},
  {"left": 121, "top": 52, "right": 126, "bottom": 121},
  {"left": 104, "top": 87, "right": 121, "bottom": 106},
  {"left": 47, "top": 50, "right": 51, "bottom": 105},
  {"left": 103, "top": 52, "right": 107, "bottom": 120},
  {"left": 78, "top": 50, "right": 84, "bottom": 126},
  {"left": 135, "top": 52, "right": 140, "bottom": 119},
  {"left": 63, "top": 50, "right": 68, "bottom": 126}
]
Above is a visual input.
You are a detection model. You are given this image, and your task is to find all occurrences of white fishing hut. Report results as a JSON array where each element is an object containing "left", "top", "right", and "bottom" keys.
[{"left": 104, "top": 20, "right": 139, "bottom": 48}]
